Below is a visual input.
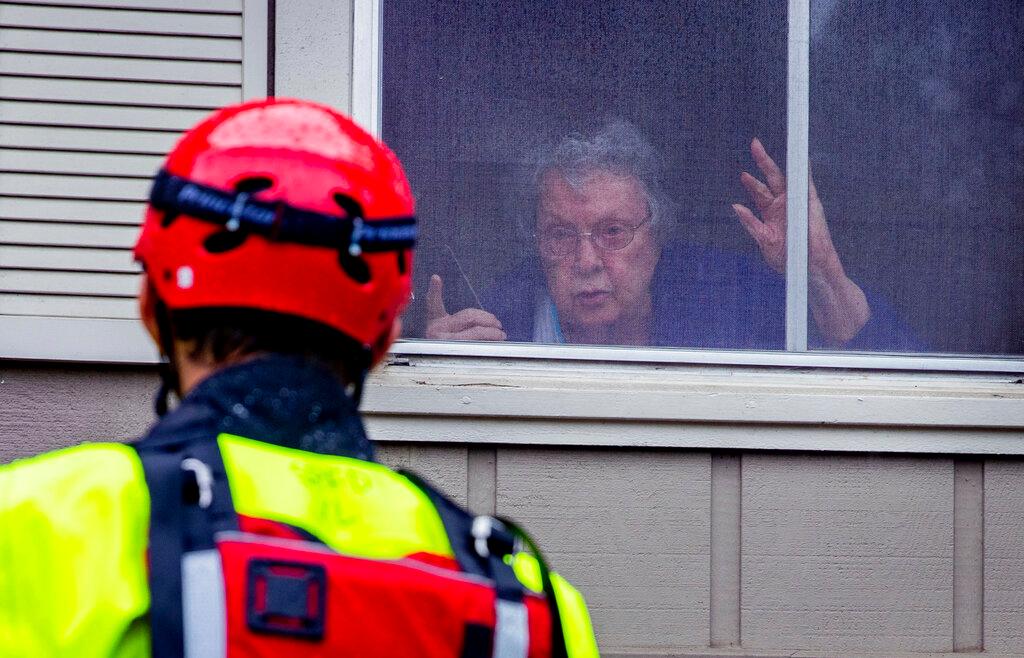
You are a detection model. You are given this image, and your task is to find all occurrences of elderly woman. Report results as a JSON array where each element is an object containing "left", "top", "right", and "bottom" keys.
[{"left": 426, "top": 121, "right": 916, "bottom": 350}]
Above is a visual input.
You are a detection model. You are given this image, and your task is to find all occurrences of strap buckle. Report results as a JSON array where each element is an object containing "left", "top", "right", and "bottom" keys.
[
  {"left": 471, "top": 515, "right": 515, "bottom": 559},
  {"left": 246, "top": 558, "right": 327, "bottom": 640}
]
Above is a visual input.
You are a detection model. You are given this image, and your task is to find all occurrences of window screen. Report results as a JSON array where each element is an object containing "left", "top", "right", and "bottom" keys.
[
  {"left": 382, "top": 0, "right": 1022, "bottom": 357},
  {"left": 809, "top": 0, "right": 1024, "bottom": 356}
]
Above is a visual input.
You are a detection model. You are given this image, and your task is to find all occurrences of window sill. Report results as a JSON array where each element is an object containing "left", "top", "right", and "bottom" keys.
[{"left": 362, "top": 341, "right": 1024, "bottom": 455}]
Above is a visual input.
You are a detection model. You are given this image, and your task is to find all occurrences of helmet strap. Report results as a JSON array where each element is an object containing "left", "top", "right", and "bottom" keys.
[
  {"left": 153, "top": 299, "right": 182, "bottom": 417},
  {"left": 346, "top": 347, "right": 373, "bottom": 407}
]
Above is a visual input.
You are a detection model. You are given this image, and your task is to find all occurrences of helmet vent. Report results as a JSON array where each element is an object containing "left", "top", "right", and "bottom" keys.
[
  {"left": 333, "top": 192, "right": 363, "bottom": 219},
  {"left": 333, "top": 192, "right": 372, "bottom": 284},
  {"left": 203, "top": 230, "right": 248, "bottom": 253},
  {"left": 338, "top": 252, "right": 371, "bottom": 284},
  {"left": 234, "top": 176, "right": 274, "bottom": 194},
  {"left": 397, "top": 249, "right": 407, "bottom": 274},
  {"left": 160, "top": 211, "right": 180, "bottom": 228}
]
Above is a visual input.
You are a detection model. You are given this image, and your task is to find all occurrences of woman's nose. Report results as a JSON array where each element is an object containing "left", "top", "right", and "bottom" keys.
[{"left": 573, "top": 234, "right": 604, "bottom": 272}]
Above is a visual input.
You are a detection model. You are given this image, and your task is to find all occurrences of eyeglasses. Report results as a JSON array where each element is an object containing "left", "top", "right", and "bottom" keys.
[{"left": 535, "top": 218, "right": 650, "bottom": 258}]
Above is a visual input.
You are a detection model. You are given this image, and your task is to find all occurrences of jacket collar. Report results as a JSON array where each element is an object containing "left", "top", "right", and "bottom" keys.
[{"left": 139, "top": 353, "right": 374, "bottom": 461}]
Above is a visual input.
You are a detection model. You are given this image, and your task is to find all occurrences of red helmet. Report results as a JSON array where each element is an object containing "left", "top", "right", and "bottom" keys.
[{"left": 134, "top": 97, "right": 416, "bottom": 351}]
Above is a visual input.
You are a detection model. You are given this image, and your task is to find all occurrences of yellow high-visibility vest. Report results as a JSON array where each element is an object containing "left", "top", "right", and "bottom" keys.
[{"left": 0, "top": 435, "right": 599, "bottom": 658}]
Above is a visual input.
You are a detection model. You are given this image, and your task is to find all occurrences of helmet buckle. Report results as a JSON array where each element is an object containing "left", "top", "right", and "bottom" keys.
[
  {"left": 226, "top": 192, "right": 250, "bottom": 232},
  {"left": 348, "top": 217, "right": 364, "bottom": 257}
]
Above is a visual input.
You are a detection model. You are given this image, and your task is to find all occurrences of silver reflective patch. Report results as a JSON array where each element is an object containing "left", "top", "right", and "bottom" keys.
[
  {"left": 182, "top": 549, "right": 226, "bottom": 658},
  {"left": 494, "top": 599, "right": 529, "bottom": 658}
]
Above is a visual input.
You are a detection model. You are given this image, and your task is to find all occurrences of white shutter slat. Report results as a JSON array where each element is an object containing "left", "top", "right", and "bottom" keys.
[
  {"left": 0, "top": 220, "right": 139, "bottom": 248},
  {"left": 0, "top": 5, "right": 242, "bottom": 37},
  {"left": 0, "top": 198, "right": 144, "bottom": 225},
  {"left": 0, "top": 293, "right": 137, "bottom": 318},
  {"left": 0, "top": 148, "right": 164, "bottom": 177},
  {"left": 0, "top": 29, "right": 241, "bottom": 62},
  {"left": 0, "top": 270, "right": 138, "bottom": 296},
  {"left": 0, "top": 174, "right": 150, "bottom": 201},
  {"left": 0, "top": 125, "right": 179, "bottom": 154},
  {"left": 8, "top": 0, "right": 242, "bottom": 12},
  {"left": 0, "top": 102, "right": 205, "bottom": 132},
  {"left": 0, "top": 245, "right": 140, "bottom": 273},
  {"left": 0, "top": 76, "right": 239, "bottom": 108},
  {"left": 1, "top": 316, "right": 158, "bottom": 362},
  {"left": 0, "top": 53, "right": 241, "bottom": 85}
]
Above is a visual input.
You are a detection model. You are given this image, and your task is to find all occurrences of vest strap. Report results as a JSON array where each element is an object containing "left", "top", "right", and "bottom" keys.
[{"left": 135, "top": 437, "right": 238, "bottom": 658}]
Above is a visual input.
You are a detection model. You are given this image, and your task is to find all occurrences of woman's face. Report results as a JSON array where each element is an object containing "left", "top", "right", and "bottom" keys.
[{"left": 536, "top": 170, "right": 661, "bottom": 343}]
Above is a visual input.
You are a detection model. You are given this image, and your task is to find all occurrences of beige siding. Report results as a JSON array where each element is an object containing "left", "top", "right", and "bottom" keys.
[
  {"left": 376, "top": 443, "right": 469, "bottom": 507},
  {"left": 0, "top": 5, "right": 242, "bottom": 35},
  {"left": 741, "top": 455, "right": 954, "bottom": 653},
  {"left": 495, "top": 448, "right": 712, "bottom": 653},
  {"left": 7, "top": 1, "right": 241, "bottom": 10},
  {"left": 984, "top": 461, "right": 1024, "bottom": 654},
  {"left": 0, "top": 364, "right": 154, "bottom": 460}
]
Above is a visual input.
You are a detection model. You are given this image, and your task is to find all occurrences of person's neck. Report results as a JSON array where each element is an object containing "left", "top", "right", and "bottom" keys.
[{"left": 174, "top": 349, "right": 273, "bottom": 397}]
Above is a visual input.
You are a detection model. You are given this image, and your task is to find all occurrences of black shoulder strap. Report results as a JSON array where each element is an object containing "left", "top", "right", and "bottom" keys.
[
  {"left": 399, "top": 469, "right": 491, "bottom": 577},
  {"left": 400, "top": 469, "right": 569, "bottom": 658},
  {"left": 134, "top": 436, "right": 238, "bottom": 658},
  {"left": 495, "top": 516, "right": 569, "bottom": 658}
]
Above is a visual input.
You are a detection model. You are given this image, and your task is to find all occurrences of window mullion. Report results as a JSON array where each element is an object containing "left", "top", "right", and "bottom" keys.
[
  {"left": 786, "top": 0, "right": 811, "bottom": 352},
  {"left": 352, "top": 0, "right": 383, "bottom": 136}
]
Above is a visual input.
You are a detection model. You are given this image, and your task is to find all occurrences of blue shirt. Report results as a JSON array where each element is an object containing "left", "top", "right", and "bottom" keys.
[{"left": 480, "top": 241, "right": 923, "bottom": 352}]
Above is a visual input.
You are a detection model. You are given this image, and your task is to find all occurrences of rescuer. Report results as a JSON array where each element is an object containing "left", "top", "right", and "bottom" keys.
[{"left": 0, "top": 98, "right": 598, "bottom": 658}]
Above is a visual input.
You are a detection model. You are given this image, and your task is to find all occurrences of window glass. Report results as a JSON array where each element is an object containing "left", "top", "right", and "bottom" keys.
[
  {"left": 809, "top": 0, "right": 1024, "bottom": 356},
  {"left": 383, "top": 1, "right": 793, "bottom": 350},
  {"left": 381, "top": 1, "right": 981, "bottom": 354}
]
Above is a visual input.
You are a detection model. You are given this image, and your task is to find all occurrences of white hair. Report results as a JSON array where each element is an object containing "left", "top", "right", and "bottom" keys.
[{"left": 527, "top": 120, "right": 673, "bottom": 241}]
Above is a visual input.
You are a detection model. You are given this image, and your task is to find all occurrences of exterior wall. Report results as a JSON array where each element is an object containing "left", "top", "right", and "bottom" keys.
[
  {"left": 2, "top": 2, "right": 1022, "bottom": 656},
  {"left": 3, "top": 363, "right": 1023, "bottom": 656}
]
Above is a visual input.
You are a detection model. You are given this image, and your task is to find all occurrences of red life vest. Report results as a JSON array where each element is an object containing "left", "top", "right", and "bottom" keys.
[{"left": 138, "top": 438, "right": 568, "bottom": 658}]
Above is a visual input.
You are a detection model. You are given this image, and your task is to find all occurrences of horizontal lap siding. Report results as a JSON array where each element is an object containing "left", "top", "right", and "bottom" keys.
[{"left": 0, "top": 2, "right": 244, "bottom": 331}]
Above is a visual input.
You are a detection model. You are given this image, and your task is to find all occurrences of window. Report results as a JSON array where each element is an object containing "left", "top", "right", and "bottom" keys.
[
  {"left": 809, "top": 0, "right": 1024, "bottom": 357},
  {"left": 379, "top": 0, "right": 1023, "bottom": 360}
]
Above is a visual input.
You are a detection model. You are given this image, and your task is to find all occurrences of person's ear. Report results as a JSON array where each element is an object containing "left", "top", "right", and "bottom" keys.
[
  {"left": 369, "top": 317, "right": 402, "bottom": 368},
  {"left": 137, "top": 275, "right": 162, "bottom": 348}
]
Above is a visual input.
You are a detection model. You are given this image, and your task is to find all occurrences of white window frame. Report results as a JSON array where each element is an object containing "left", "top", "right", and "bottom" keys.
[{"left": 346, "top": 0, "right": 1024, "bottom": 455}]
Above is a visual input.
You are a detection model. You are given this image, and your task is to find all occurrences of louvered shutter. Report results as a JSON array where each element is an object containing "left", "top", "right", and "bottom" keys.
[{"left": 0, "top": 0, "right": 266, "bottom": 361}]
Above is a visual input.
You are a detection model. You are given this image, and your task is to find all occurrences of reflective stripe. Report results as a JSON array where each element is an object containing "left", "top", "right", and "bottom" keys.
[
  {"left": 494, "top": 599, "right": 529, "bottom": 658},
  {"left": 182, "top": 549, "right": 226, "bottom": 658}
]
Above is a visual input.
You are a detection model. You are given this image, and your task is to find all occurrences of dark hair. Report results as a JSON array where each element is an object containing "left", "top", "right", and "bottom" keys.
[{"left": 165, "top": 307, "right": 370, "bottom": 385}]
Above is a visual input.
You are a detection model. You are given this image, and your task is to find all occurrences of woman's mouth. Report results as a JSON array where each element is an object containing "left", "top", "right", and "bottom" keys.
[{"left": 575, "top": 290, "right": 611, "bottom": 307}]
